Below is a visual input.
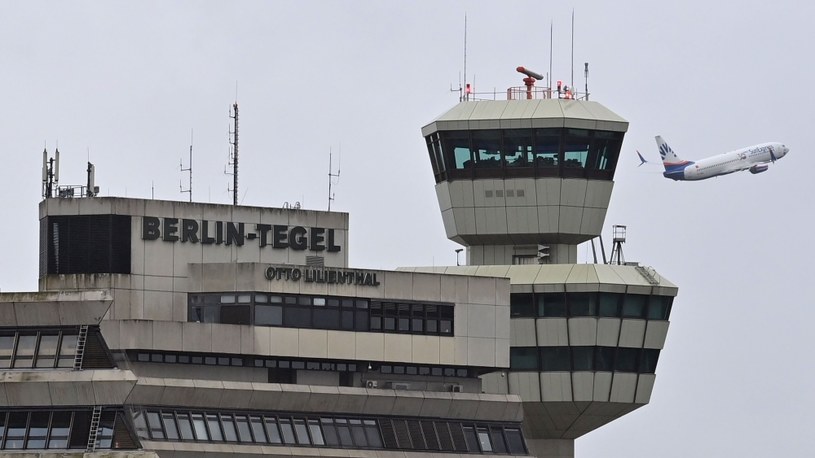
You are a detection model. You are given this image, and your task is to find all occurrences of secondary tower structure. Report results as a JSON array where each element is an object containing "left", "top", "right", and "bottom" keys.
[{"left": 411, "top": 70, "right": 678, "bottom": 457}]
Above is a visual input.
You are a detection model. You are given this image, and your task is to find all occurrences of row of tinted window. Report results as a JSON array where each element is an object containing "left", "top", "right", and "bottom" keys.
[
  {"left": 0, "top": 409, "right": 126, "bottom": 450},
  {"left": 510, "top": 346, "right": 660, "bottom": 373},
  {"left": 130, "top": 351, "right": 474, "bottom": 379},
  {"left": 132, "top": 408, "right": 525, "bottom": 454},
  {"left": 0, "top": 329, "right": 78, "bottom": 369},
  {"left": 425, "top": 128, "right": 623, "bottom": 183},
  {"left": 510, "top": 292, "right": 672, "bottom": 320},
  {"left": 42, "top": 214, "right": 132, "bottom": 276},
  {"left": 189, "top": 292, "right": 455, "bottom": 336}
]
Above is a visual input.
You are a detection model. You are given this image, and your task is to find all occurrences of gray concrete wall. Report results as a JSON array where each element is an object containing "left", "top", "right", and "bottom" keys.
[{"left": 436, "top": 178, "right": 613, "bottom": 248}]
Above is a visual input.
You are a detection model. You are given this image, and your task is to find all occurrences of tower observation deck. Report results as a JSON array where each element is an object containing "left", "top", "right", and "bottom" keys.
[
  {"left": 415, "top": 71, "right": 678, "bottom": 457},
  {"left": 422, "top": 79, "right": 626, "bottom": 265}
]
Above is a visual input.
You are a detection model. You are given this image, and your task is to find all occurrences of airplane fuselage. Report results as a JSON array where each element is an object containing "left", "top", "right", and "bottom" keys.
[{"left": 664, "top": 142, "right": 787, "bottom": 181}]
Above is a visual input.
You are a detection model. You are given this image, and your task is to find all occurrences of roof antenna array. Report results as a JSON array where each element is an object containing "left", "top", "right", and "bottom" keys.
[
  {"left": 327, "top": 146, "right": 341, "bottom": 211},
  {"left": 180, "top": 129, "right": 193, "bottom": 202},
  {"left": 86, "top": 161, "right": 97, "bottom": 197},
  {"left": 41, "top": 145, "right": 60, "bottom": 198}
]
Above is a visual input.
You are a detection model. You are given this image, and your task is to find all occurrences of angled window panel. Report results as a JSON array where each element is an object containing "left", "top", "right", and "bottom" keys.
[
  {"left": 307, "top": 419, "right": 325, "bottom": 446},
  {"left": 249, "top": 416, "right": 267, "bottom": 444},
  {"left": 363, "top": 419, "right": 382, "bottom": 448},
  {"left": 263, "top": 417, "right": 282, "bottom": 444},
  {"left": 48, "top": 411, "right": 71, "bottom": 449},
  {"left": 379, "top": 418, "right": 398, "bottom": 449}
]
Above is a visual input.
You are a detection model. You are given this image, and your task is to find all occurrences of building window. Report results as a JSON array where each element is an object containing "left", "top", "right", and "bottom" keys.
[
  {"left": 429, "top": 127, "right": 623, "bottom": 184},
  {"left": 510, "top": 347, "right": 538, "bottom": 370},
  {"left": 131, "top": 408, "right": 526, "bottom": 454},
  {"left": 509, "top": 346, "right": 662, "bottom": 374},
  {"left": 189, "top": 292, "right": 455, "bottom": 337},
  {"left": 510, "top": 294, "right": 534, "bottom": 317},
  {"left": 0, "top": 329, "right": 81, "bottom": 370},
  {"left": 538, "top": 293, "right": 566, "bottom": 317},
  {"left": 511, "top": 292, "right": 672, "bottom": 320},
  {"left": 43, "top": 214, "right": 132, "bottom": 276},
  {"left": 0, "top": 409, "right": 134, "bottom": 451},
  {"left": 540, "top": 346, "right": 571, "bottom": 371}
]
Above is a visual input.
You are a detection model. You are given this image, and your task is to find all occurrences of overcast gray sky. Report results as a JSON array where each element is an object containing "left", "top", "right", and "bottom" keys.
[{"left": 2, "top": 1, "right": 814, "bottom": 456}]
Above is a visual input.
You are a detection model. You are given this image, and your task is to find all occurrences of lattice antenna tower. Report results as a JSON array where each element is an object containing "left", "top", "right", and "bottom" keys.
[
  {"left": 180, "top": 129, "right": 193, "bottom": 202},
  {"left": 327, "top": 146, "right": 341, "bottom": 211},
  {"left": 227, "top": 102, "right": 239, "bottom": 205}
]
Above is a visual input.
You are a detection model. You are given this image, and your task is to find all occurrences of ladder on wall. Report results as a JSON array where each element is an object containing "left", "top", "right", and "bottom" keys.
[
  {"left": 73, "top": 325, "right": 89, "bottom": 370},
  {"left": 86, "top": 405, "right": 103, "bottom": 451}
]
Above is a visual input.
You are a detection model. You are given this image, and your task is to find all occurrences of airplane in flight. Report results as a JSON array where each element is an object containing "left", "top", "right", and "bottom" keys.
[{"left": 637, "top": 136, "right": 790, "bottom": 181}]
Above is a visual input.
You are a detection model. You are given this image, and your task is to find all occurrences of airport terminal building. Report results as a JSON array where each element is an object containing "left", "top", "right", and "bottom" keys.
[{"left": 0, "top": 81, "right": 676, "bottom": 457}]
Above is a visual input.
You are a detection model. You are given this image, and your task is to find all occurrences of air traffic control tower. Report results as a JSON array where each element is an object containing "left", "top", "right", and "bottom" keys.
[{"left": 409, "top": 70, "right": 679, "bottom": 457}]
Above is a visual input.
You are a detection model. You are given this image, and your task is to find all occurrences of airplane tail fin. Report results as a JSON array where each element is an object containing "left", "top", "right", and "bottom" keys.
[
  {"left": 636, "top": 150, "right": 648, "bottom": 167},
  {"left": 655, "top": 136, "right": 688, "bottom": 169}
]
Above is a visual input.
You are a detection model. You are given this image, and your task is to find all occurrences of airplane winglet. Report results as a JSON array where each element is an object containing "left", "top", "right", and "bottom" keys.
[{"left": 636, "top": 150, "right": 648, "bottom": 167}]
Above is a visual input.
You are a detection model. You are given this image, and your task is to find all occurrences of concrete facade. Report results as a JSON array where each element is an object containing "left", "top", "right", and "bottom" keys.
[{"left": 0, "top": 197, "right": 526, "bottom": 456}]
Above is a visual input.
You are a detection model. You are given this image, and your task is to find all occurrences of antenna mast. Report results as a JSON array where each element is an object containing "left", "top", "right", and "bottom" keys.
[
  {"left": 228, "top": 102, "right": 239, "bottom": 206},
  {"left": 570, "top": 9, "right": 575, "bottom": 90},
  {"left": 180, "top": 129, "right": 193, "bottom": 202},
  {"left": 327, "top": 146, "right": 341, "bottom": 211},
  {"left": 41, "top": 147, "right": 60, "bottom": 198},
  {"left": 549, "top": 21, "right": 553, "bottom": 92},
  {"left": 86, "top": 161, "right": 96, "bottom": 197},
  {"left": 463, "top": 13, "right": 468, "bottom": 101}
]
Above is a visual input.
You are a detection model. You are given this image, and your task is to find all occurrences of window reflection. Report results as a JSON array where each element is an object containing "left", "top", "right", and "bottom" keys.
[
  {"left": 190, "top": 292, "right": 456, "bottom": 337},
  {"left": 431, "top": 127, "right": 624, "bottom": 182},
  {"left": 13, "top": 334, "right": 37, "bottom": 368},
  {"left": 511, "top": 346, "right": 662, "bottom": 373},
  {"left": 128, "top": 408, "right": 525, "bottom": 454}
]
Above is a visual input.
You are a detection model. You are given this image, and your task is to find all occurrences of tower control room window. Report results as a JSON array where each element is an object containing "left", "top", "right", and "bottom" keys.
[
  {"left": 533, "top": 129, "right": 560, "bottom": 174},
  {"left": 471, "top": 130, "right": 502, "bottom": 174},
  {"left": 588, "top": 131, "right": 623, "bottom": 179},
  {"left": 428, "top": 127, "right": 623, "bottom": 183},
  {"left": 562, "top": 129, "right": 591, "bottom": 176},
  {"left": 440, "top": 131, "right": 473, "bottom": 171},
  {"left": 503, "top": 130, "right": 532, "bottom": 172}
]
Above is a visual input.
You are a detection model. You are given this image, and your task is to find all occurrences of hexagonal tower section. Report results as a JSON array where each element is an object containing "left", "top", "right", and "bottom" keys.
[
  {"left": 422, "top": 97, "right": 626, "bottom": 264},
  {"left": 419, "top": 84, "right": 678, "bottom": 458}
]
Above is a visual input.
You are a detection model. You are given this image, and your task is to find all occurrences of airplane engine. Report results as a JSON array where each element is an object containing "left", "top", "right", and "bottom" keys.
[{"left": 749, "top": 164, "right": 769, "bottom": 174}]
